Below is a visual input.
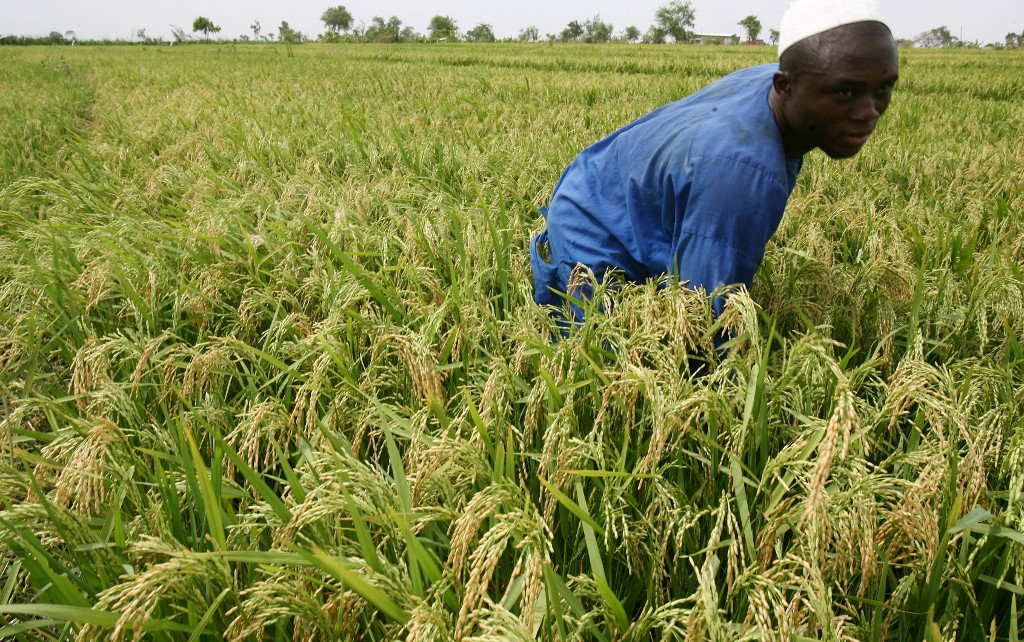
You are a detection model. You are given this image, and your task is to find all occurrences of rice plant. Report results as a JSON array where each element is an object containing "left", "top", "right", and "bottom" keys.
[{"left": 1, "top": 42, "right": 1023, "bottom": 641}]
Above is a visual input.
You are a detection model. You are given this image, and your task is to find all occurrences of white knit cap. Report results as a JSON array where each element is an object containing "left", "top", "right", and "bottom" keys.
[{"left": 778, "top": 0, "right": 887, "bottom": 58}]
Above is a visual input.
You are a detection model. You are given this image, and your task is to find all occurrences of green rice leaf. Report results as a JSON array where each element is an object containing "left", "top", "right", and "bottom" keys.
[
  {"left": 537, "top": 477, "right": 604, "bottom": 537},
  {"left": 300, "top": 550, "right": 410, "bottom": 625}
]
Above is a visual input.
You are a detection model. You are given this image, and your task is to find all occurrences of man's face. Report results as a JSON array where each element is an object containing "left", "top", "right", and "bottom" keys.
[{"left": 777, "top": 29, "right": 900, "bottom": 159}]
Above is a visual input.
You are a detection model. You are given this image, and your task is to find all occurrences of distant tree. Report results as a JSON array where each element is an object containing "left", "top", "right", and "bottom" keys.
[
  {"left": 560, "top": 20, "right": 584, "bottom": 41},
  {"left": 278, "top": 20, "right": 303, "bottom": 43},
  {"left": 250, "top": 21, "right": 262, "bottom": 40},
  {"left": 914, "top": 26, "right": 956, "bottom": 48},
  {"left": 47, "top": 31, "right": 66, "bottom": 44},
  {"left": 655, "top": 1, "right": 696, "bottom": 43},
  {"left": 401, "top": 26, "right": 420, "bottom": 41},
  {"left": 738, "top": 15, "right": 762, "bottom": 43},
  {"left": 583, "top": 15, "right": 614, "bottom": 43},
  {"left": 623, "top": 25, "right": 641, "bottom": 43},
  {"left": 768, "top": 28, "right": 779, "bottom": 45},
  {"left": 192, "top": 16, "right": 221, "bottom": 39},
  {"left": 643, "top": 25, "right": 668, "bottom": 44},
  {"left": 364, "top": 16, "right": 401, "bottom": 42},
  {"left": 428, "top": 15, "right": 458, "bottom": 41},
  {"left": 170, "top": 24, "right": 188, "bottom": 43},
  {"left": 364, "top": 16, "right": 383, "bottom": 41},
  {"left": 1006, "top": 32, "right": 1022, "bottom": 47},
  {"left": 465, "top": 23, "right": 496, "bottom": 42},
  {"left": 321, "top": 6, "right": 353, "bottom": 34},
  {"left": 384, "top": 16, "right": 402, "bottom": 41},
  {"left": 518, "top": 25, "right": 540, "bottom": 42}
]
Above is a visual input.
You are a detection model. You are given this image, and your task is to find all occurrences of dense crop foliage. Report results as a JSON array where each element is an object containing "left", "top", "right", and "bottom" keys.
[{"left": 1, "top": 43, "right": 1023, "bottom": 640}]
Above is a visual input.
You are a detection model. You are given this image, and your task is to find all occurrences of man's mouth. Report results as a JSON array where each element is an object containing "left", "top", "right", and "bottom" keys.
[{"left": 844, "top": 129, "right": 875, "bottom": 146}]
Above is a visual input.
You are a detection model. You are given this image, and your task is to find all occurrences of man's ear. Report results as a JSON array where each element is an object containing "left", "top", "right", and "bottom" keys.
[{"left": 772, "top": 71, "right": 793, "bottom": 98}]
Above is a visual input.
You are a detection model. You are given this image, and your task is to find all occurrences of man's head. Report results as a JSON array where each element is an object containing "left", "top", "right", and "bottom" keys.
[{"left": 770, "top": 1, "right": 899, "bottom": 159}]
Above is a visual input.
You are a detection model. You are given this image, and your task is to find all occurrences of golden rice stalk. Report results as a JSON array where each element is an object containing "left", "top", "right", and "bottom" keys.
[
  {"left": 288, "top": 351, "right": 332, "bottom": 438},
  {"left": 70, "top": 335, "right": 109, "bottom": 413},
  {"left": 272, "top": 450, "right": 398, "bottom": 549},
  {"left": 717, "top": 287, "right": 763, "bottom": 361},
  {"left": 998, "top": 414, "right": 1024, "bottom": 577},
  {"left": 735, "top": 568, "right": 791, "bottom": 642},
  {"left": 802, "top": 383, "right": 859, "bottom": 526},
  {"left": 607, "top": 277, "right": 714, "bottom": 358},
  {"left": 447, "top": 483, "right": 520, "bottom": 578},
  {"left": 520, "top": 369, "right": 549, "bottom": 454},
  {"left": 564, "top": 264, "right": 594, "bottom": 306},
  {"left": 225, "top": 573, "right": 330, "bottom": 641},
  {"left": 455, "top": 516, "right": 515, "bottom": 640},
  {"left": 409, "top": 421, "right": 491, "bottom": 509},
  {"left": 685, "top": 498, "right": 729, "bottom": 640},
  {"left": 229, "top": 563, "right": 408, "bottom": 642},
  {"left": 851, "top": 494, "right": 880, "bottom": 598},
  {"left": 450, "top": 486, "right": 550, "bottom": 640},
  {"left": 881, "top": 359, "right": 965, "bottom": 449},
  {"left": 461, "top": 598, "right": 537, "bottom": 642},
  {"left": 225, "top": 398, "right": 291, "bottom": 471},
  {"left": 511, "top": 508, "right": 553, "bottom": 634},
  {"left": 618, "top": 598, "right": 697, "bottom": 641},
  {"left": 814, "top": 464, "right": 891, "bottom": 599},
  {"left": 83, "top": 536, "right": 232, "bottom": 642},
  {"left": 386, "top": 330, "right": 444, "bottom": 402},
  {"left": 41, "top": 416, "right": 130, "bottom": 516},
  {"left": 539, "top": 403, "right": 582, "bottom": 524},
  {"left": 479, "top": 361, "right": 513, "bottom": 429},
  {"left": 689, "top": 554, "right": 722, "bottom": 642},
  {"left": 405, "top": 595, "right": 454, "bottom": 642},
  {"left": 72, "top": 258, "right": 114, "bottom": 314},
  {"left": 629, "top": 367, "right": 672, "bottom": 479},
  {"left": 637, "top": 381, "right": 716, "bottom": 482},
  {"left": 877, "top": 455, "right": 946, "bottom": 579},
  {"left": 181, "top": 342, "right": 228, "bottom": 401},
  {"left": 640, "top": 479, "right": 709, "bottom": 603},
  {"left": 128, "top": 333, "right": 167, "bottom": 392},
  {"left": 0, "top": 310, "right": 29, "bottom": 375},
  {"left": 592, "top": 374, "right": 639, "bottom": 449}
]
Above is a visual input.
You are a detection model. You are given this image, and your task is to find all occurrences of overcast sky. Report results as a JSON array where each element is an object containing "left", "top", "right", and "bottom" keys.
[{"left": 2, "top": 0, "right": 1020, "bottom": 44}]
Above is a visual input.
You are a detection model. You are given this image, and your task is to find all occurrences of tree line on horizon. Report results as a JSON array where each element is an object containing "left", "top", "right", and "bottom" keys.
[
  {"left": 0, "top": 2, "right": 769, "bottom": 47},
  {"left": 1, "top": 2, "right": 1020, "bottom": 49},
  {"left": 312, "top": 3, "right": 769, "bottom": 45}
]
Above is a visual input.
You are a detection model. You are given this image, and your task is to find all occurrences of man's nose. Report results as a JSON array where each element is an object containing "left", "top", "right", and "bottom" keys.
[{"left": 851, "top": 93, "right": 881, "bottom": 121}]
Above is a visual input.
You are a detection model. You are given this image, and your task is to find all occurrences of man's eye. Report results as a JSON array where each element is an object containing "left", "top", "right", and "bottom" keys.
[{"left": 835, "top": 89, "right": 855, "bottom": 99}]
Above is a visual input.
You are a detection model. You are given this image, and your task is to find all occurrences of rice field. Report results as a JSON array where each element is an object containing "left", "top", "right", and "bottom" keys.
[{"left": 1, "top": 41, "right": 1023, "bottom": 641}]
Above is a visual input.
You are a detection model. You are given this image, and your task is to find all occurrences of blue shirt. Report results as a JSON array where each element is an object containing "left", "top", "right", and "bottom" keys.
[{"left": 531, "top": 63, "right": 802, "bottom": 320}]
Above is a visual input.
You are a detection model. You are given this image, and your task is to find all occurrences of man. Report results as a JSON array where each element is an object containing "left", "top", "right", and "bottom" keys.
[{"left": 530, "top": 0, "right": 899, "bottom": 330}]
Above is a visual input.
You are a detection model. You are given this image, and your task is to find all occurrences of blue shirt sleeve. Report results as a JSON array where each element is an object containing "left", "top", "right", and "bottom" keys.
[{"left": 670, "top": 155, "right": 790, "bottom": 317}]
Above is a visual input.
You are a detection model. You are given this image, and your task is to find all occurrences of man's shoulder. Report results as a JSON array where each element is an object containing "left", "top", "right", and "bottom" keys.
[
  {"left": 573, "top": 63, "right": 788, "bottom": 187},
  {"left": 715, "top": 62, "right": 779, "bottom": 84},
  {"left": 685, "top": 65, "right": 787, "bottom": 176},
  {"left": 680, "top": 63, "right": 778, "bottom": 105}
]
